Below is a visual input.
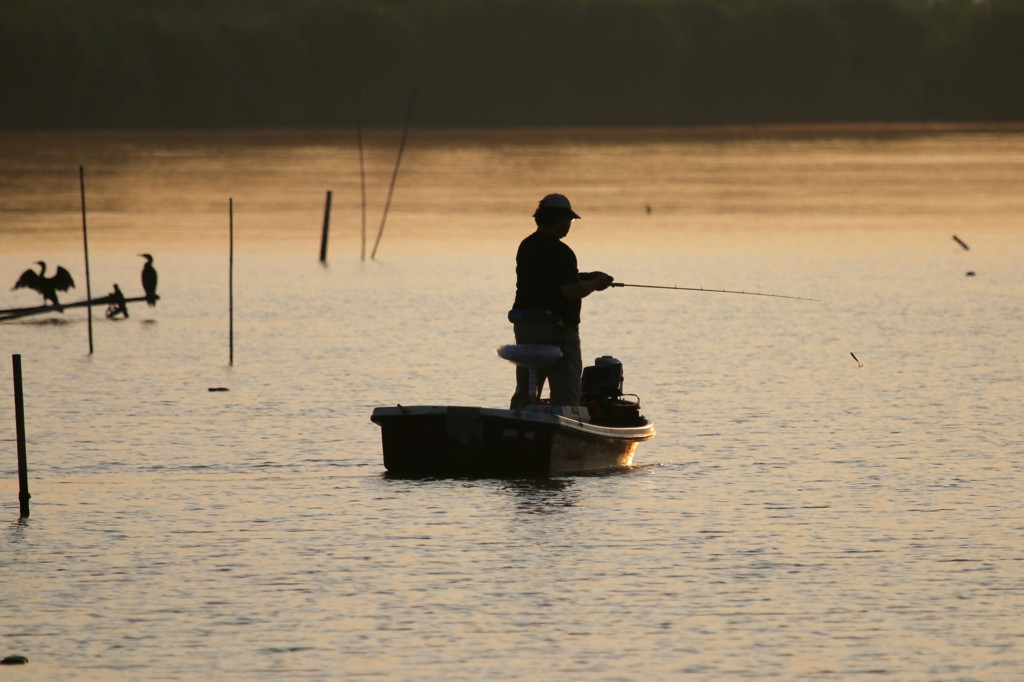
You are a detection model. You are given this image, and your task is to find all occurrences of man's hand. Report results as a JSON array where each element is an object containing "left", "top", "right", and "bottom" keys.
[
  {"left": 568, "top": 272, "right": 615, "bottom": 299},
  {"left": 589, "top": 272, "right": 614, "bottom": 291}
]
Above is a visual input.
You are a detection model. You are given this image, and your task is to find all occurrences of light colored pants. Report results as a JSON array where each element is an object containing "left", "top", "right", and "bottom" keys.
[{"left": 509, "top": 322, "right": 582, "bottom": 408}]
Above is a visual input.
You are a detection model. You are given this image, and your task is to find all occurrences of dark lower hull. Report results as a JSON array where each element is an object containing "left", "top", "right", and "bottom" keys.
[{"left": 371, "top": 405, "right": 655, "bottom": 477}]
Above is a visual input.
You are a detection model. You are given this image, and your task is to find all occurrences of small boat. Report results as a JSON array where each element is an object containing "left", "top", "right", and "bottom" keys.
[{"left": 371, "top": 346, "right": 655, "bottom": 477}]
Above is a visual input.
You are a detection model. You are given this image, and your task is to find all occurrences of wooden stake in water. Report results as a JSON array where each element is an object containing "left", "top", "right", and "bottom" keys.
[
  {"left": 79, "top": 166, "right": 94, "bottom": 354},
  {"left": 229, "top": 198, "right": 235, "bottom": 366},
  {"left": 319, "top": 190, "right": 332, "bottom": 263},
  {"left": 12, "top": 354, "right": 30, "bottom": 518}
]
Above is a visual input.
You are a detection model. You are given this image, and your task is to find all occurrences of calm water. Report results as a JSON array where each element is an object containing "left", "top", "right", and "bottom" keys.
[{"left": 1, "top": 125, "right": 1023, "bottom": 681}]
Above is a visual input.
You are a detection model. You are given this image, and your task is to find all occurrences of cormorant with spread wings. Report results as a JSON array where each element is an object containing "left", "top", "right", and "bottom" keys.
[{"left": 13, "top": 261, "right": 76, "bottom": 307}]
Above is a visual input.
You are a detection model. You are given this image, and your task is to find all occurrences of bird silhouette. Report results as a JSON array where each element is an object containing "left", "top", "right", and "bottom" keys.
[
  {"left": 12, "top": 261, "right": 76, "bottom": 307},
  {"left": 139, "top": 254, "right": 158, "bottom": 306},
  {"left": 105, "top": 283, "right": 129, "bottom": 319}
]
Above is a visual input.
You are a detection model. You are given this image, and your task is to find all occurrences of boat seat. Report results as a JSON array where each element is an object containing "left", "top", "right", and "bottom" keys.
[{"left": 495, "top": 344, "right": 563, "bottom": 369}]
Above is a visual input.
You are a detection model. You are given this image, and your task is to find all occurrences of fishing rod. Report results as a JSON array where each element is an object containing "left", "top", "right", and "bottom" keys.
[{"left": 609, "top": 282, "right": 819, "bottom": 302}]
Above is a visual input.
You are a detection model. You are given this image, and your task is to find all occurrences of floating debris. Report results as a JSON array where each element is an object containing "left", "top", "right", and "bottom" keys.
[
  {"left": 952, "top": 235, "right": 970, "bottom": 251},
  {"left": 208, "top": 387, "right": 229, "bottom": 392},
  {"left": 850, "top": 352, "right": 864, "bottom": 368},
  {"left": 1, "top": 655, "right": 28, "bottom": 665}
]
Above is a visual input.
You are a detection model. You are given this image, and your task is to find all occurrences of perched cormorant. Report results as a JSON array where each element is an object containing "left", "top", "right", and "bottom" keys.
[
  {"left": 139, "top": 254, "right": 158, "bottom": 306},
  {"left": 12, "top": 261, "right": 76, "bottom": 307},
  {"left": 105, "top": 283, "right": 129, "bottom": 319}
]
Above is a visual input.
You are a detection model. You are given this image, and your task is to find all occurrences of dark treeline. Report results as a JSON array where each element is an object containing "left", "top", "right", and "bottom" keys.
[{"left": 2, "top": 0, "right": 1023, "bottom": 130}]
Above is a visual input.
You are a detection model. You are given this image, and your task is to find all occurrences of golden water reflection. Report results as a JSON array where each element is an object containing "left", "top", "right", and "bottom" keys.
[{"left": 2, "top": 124, "right": 1022, "bottom": 259}]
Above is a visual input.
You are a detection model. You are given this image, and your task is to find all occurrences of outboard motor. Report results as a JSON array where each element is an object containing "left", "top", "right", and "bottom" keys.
[
  {"left": 582, "top": 356, "right": 624, "bottom": 400},
  {"left": 581, "top": 356, "right": 646, "bottom": 426}
]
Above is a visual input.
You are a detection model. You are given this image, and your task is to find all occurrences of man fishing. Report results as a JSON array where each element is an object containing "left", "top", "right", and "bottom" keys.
[{"left": 509, "top": 193, "right": 614, "bottom": 409}]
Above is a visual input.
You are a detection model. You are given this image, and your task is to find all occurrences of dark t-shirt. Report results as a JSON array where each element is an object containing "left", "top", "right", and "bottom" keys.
[{"left": 512, "top": 231, "right": 580, "bottom": 325}]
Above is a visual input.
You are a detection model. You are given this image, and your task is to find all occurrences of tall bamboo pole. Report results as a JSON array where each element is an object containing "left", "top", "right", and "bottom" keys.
[
  {"left": 79, "top": 166, "right": 94, "bottom": 354},
  {"left": 229, "top": 198, "right": 234, "bottom": 366},
  {"left": 357, "top": 120, "right": 367, "bottom": 262}
]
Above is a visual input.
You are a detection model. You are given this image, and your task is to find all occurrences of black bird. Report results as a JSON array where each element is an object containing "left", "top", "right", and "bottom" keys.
[
  {"left": 105, "top": 283, "right": 129, "bottom": 319},
  {"left": 12, "top": 261, "right": 76, "bottom": 307},
  {"left": 139, "top": 254, "right": 158, "bottom": 306}
]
